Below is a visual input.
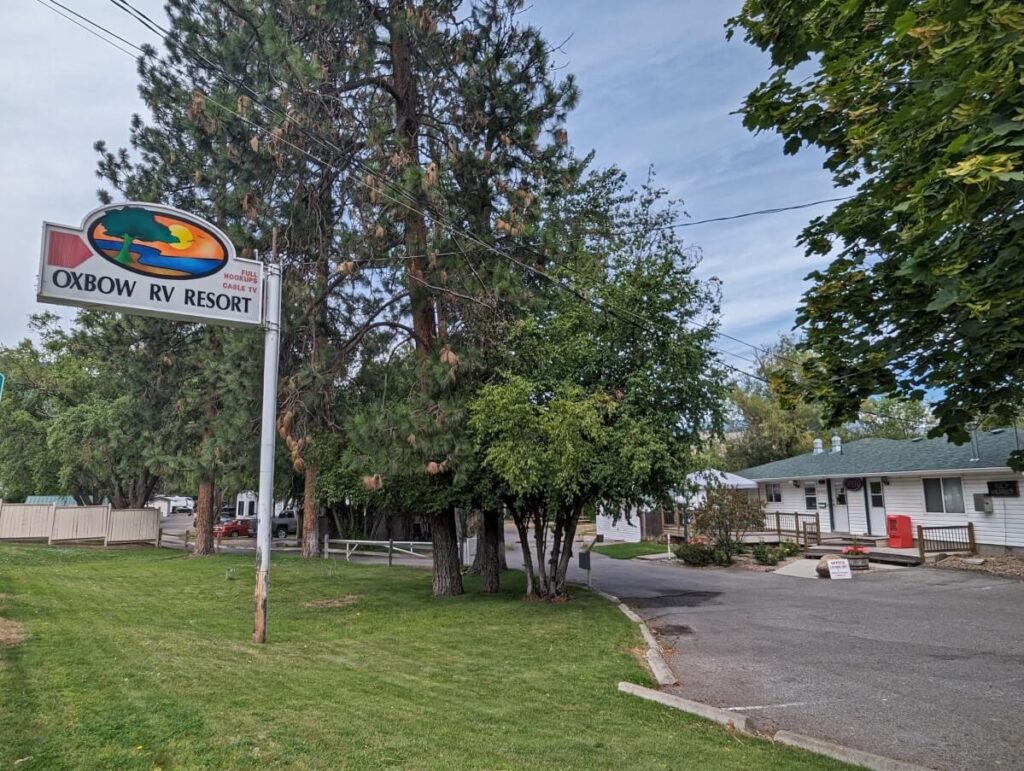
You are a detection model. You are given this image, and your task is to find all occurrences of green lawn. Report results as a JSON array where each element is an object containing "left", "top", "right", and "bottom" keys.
[
  {"left": 591, "top": 541, "right": 669, "bottom": 560},
  {"left": 0, "top": 545, "right": 850, "bottom": 770}
]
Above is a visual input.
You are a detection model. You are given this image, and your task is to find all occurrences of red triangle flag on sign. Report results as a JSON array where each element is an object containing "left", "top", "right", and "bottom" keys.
[{"left": 47, "top": 229, "right": 92, "bottom": 269}]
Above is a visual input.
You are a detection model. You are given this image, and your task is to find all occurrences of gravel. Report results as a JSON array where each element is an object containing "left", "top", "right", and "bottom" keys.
[{"left": 932, "top": 554, "right": 1024, "bottom": 580}]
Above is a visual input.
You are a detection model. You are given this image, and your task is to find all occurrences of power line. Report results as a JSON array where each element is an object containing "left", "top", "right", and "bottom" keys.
[
  {"left": 100, "top": 0, "right": 764, "bottom": 373},
  {"left": 47, "top": 1, "right": 908, "bottom": 411},
  {"left": 648, "top": 196, "right": 854, "bottom": 232},
  {"left": 34, "top": 0, "right": 140, "bottom": 57},
  {"left": 100, "top": 0, "right": 867, "bottom": 386}
]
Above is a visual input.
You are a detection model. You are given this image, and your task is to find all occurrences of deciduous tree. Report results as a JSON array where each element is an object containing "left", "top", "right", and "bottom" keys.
[{"left": 728, "top": 1, "right": 1024, "bottom": 466}]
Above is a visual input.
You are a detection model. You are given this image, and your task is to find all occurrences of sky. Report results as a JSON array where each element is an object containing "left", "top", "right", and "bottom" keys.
[{"left": 0, "top": 1, "right": 839, "bottom": 372}]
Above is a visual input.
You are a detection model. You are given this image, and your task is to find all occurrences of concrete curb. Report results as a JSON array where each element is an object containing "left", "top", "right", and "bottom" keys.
[
  {"left": 594, "top": 576, "right": 928, "bottom": 770},
  {"left": 618, "top": 682, "right": 753, "bottom": 733},
  {"left": 617, "top": 603, "right": 643, "bottom": 624},
  {"left": 638, "top": 622, "right": 658, "bottom": 650},
  {"left": 583, "top": 582, "right": 678, "bottom": 687},
  {"left": 774, "top": 731, "right": 930, "bottom": 771},
  {"left": 595, "top": 589, "right": 620, "bottom": 604},
  {"left": 644, "top": 648, "right": 677, "bottom": 686}
]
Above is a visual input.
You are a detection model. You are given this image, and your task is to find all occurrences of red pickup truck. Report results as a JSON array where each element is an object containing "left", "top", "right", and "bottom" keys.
[{"left": 212, "top": 518, "right": 252, "bottom": 538}]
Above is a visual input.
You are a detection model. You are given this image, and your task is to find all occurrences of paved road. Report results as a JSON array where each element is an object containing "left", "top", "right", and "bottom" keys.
[{"left": 509, "top": 539, "right": 1024, "bottom": 771}]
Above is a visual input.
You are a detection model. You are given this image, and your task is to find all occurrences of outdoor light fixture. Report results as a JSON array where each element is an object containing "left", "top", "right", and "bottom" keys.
[
  {"left": 881, "top": 477, "right": 890, "bottom": 485},
  {"left": 792, "top": 480, "right": 802, "bottom": 488}
]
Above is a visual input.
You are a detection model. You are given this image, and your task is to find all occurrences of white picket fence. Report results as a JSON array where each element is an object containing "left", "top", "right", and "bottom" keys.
[{"left": 0, "top": 502, "right": 160, "bottom": 545}]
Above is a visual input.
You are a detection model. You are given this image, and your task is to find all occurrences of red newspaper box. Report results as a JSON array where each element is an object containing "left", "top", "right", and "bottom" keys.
[{"left": 886, "top": 514, "right": 913, "bottom": 548}]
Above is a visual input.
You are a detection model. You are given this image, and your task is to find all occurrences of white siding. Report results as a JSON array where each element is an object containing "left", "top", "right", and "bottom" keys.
[
  {"left": 759, "top": 480, "right": 830, "bottom": 533},
  {"left": 882, "top": 473, "right": 1024, "bottom": 548},
  {"left": 596, "top": 507, "right": 642, "bottom": 542}
]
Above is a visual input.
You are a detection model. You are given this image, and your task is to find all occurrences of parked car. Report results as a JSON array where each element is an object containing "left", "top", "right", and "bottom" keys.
[
  {"left": 272, "top": 509, "right": 298, "bottom": 539},
  {"left": 213, "top": 518, "right": 252, "bottom": 539}
]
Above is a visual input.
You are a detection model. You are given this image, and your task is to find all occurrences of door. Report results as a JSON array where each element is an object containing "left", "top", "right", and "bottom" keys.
[
  {"left": 866, "top": 478, "right": 887, "bottom": 536},
  {"left": 831, "top": 480, "right": 850, "bottom": 533}
]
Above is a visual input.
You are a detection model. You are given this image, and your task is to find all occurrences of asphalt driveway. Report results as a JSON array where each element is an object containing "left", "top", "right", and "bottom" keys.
[{"left": 532, "top": 547, "right": 1024, "bottom": 771}]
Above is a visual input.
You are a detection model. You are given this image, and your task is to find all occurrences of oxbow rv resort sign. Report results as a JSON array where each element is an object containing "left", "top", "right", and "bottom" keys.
[
  {"left": 38, "top": 203, "right": 262, "bottom": 327},
  {"left": 36, "top": 201, "right": 282, "bottom": 643}
]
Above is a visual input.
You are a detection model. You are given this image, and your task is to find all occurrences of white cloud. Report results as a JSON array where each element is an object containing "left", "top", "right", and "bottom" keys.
[{"left": 0, "top": 0, "right": 841, "bottom": 371}]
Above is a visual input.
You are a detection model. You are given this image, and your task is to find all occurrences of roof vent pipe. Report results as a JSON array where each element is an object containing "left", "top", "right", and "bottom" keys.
[
  {"left": 831, "top": 435, "right": 842, "bottom": 454},
  {"left": 812, "top": 438, "right": 824, "bottom": 455}
]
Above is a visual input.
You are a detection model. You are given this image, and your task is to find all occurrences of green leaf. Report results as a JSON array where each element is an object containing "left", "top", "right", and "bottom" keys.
[{"left": 894, "top": 10, "right": 917, "bottom": 38}]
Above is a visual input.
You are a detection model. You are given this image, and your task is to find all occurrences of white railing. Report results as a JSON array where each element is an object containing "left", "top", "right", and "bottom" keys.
[{"left": 323, "top": 535, "right": 432, "bottom": 562}]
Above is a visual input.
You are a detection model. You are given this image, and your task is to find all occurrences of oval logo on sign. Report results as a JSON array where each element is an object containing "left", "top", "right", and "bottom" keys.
[{"left": 84, "top": 204, "right": 231, "bottom": 280}]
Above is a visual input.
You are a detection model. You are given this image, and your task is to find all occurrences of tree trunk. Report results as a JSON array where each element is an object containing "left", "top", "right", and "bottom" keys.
[
  {"left": 533, "top": 512, "right": 549, "bottom": 597},
  {"left": 192, "top": 474, "right": 216, "bottom": 556},
  {"left": 478, "top": 509, "right": 500, "bottom": 593},
  {"left": 466, "top": 511, "right": 484, "bottom": 574},
  {"left": 301, "top": 463, "right": 320, "bottom": 557},
  {"left": 431, "top": 508, "right": 464, "bottom": 597},
  {"left": 497, "top": 511, "right": 507, "bottom": 571},
  {"left": 511, "top": 510, "right": 536, "bottom": 598},
  {"left": 389, "top": 0, "right": 435, "bottom": 357},
  {"left": 551, "top": 506, "right": 582, "bottom": 598}
]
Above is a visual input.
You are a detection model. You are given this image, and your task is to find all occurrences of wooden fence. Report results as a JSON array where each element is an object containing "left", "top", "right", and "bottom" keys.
[
  {"left": 0, "top": 502, "right": 159, "bottom": 546},
  {"left": 0, "top": 504, "right": 56, "bottom": 540},
  {"left": 106, "top": 508, "right": 159, "bottom": 545},
  {"left": 50, "top": 505, "right": 109, "bottom": 543},
  {"left": 765, "top": 511, "right": 822, "bottom": 547},
  {"left": 917, "top": 523, "right": 976, "bottom": 561}
]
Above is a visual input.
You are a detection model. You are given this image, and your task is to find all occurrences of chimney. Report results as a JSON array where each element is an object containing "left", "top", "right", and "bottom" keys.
[
  {"left": 812, "top": 438, "right": 824, "bottom": 455},
  {"left": 831, "top": 435, "right": 842, "bottom": 454}
]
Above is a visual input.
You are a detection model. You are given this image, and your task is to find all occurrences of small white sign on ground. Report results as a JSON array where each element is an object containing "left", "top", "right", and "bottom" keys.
[{"left": 827, "top": 558, "right": 853, "bottom": 580}]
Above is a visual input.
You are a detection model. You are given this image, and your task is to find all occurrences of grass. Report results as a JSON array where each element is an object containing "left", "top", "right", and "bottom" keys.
[
  {"left": 591, "top": 541, "right": 669, "bottom": 560},
  {"left": 0, "top": 544, "right": 852, "bottom": 770}
]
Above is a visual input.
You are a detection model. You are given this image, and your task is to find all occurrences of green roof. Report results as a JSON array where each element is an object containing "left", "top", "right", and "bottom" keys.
[
  {"left": 737, "top": 429, "right": 1024, "bottom": 481},
  {"left": 24, "top": 495, "right": 78, "bottom": 505}
]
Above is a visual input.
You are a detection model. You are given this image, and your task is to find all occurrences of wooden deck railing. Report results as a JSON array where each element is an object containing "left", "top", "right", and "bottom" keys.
[
  {"left": 766, "top": 512, "right": 821, "bottom": 547},
  {"left": 917, "top": 523, "right": 976, "bottom": 561}
]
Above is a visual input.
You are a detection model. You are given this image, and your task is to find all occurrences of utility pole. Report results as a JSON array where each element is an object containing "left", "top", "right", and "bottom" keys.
[{"left": 253, "top": 228, "right": 281, "bottom": 643}]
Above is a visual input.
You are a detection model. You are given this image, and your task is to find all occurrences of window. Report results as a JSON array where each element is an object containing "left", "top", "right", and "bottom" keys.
[
  {"left": 763, "top": 483, "right": 782, "bottom": 504},
  {"left": 663, "top": 506, "right": 676, "bottom": 526},
  {"left": 236, "top": 501, "right": 244, "bottom": 517},
  {"left": 922, "top": 477, "right": 965, "bottom": 514},
  {"left": 248, "top": 500, "right": 256, "bottom": 517},
  {"left": 870, "top": 481, "right": 884, "bottom": 509},
  {"left": 804, "top": 484, "right": 817, "bottom": 510}
]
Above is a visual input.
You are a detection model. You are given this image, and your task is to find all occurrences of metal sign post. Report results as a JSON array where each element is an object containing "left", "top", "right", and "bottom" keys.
[
  {"left": 252, "top": 259, "right": 281, "bottom": 644},
  {"left": 579, "top": 549, "right": 591, "bottom": 587}
]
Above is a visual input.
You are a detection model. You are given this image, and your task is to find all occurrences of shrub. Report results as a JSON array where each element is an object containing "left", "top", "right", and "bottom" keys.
[
  {"left": 673, "top": 543, "right": 733, "bottom": 566},
  {"left": 752, "top": 543, "right": 780, "bottom": 566},
  {"left": 690, "top": 486, "right": 765, "bottom": 561},
  {"left": 778, "top": 541, "right": 801, "bottom": 558}
]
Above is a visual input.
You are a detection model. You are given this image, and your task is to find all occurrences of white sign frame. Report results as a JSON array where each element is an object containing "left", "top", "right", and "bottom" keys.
[
  {"left": 827, "top": 558, "right": 853, "bottom": 580},
  {"left": 37, "top": 202, "right": 263, "bottom": 328}
]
